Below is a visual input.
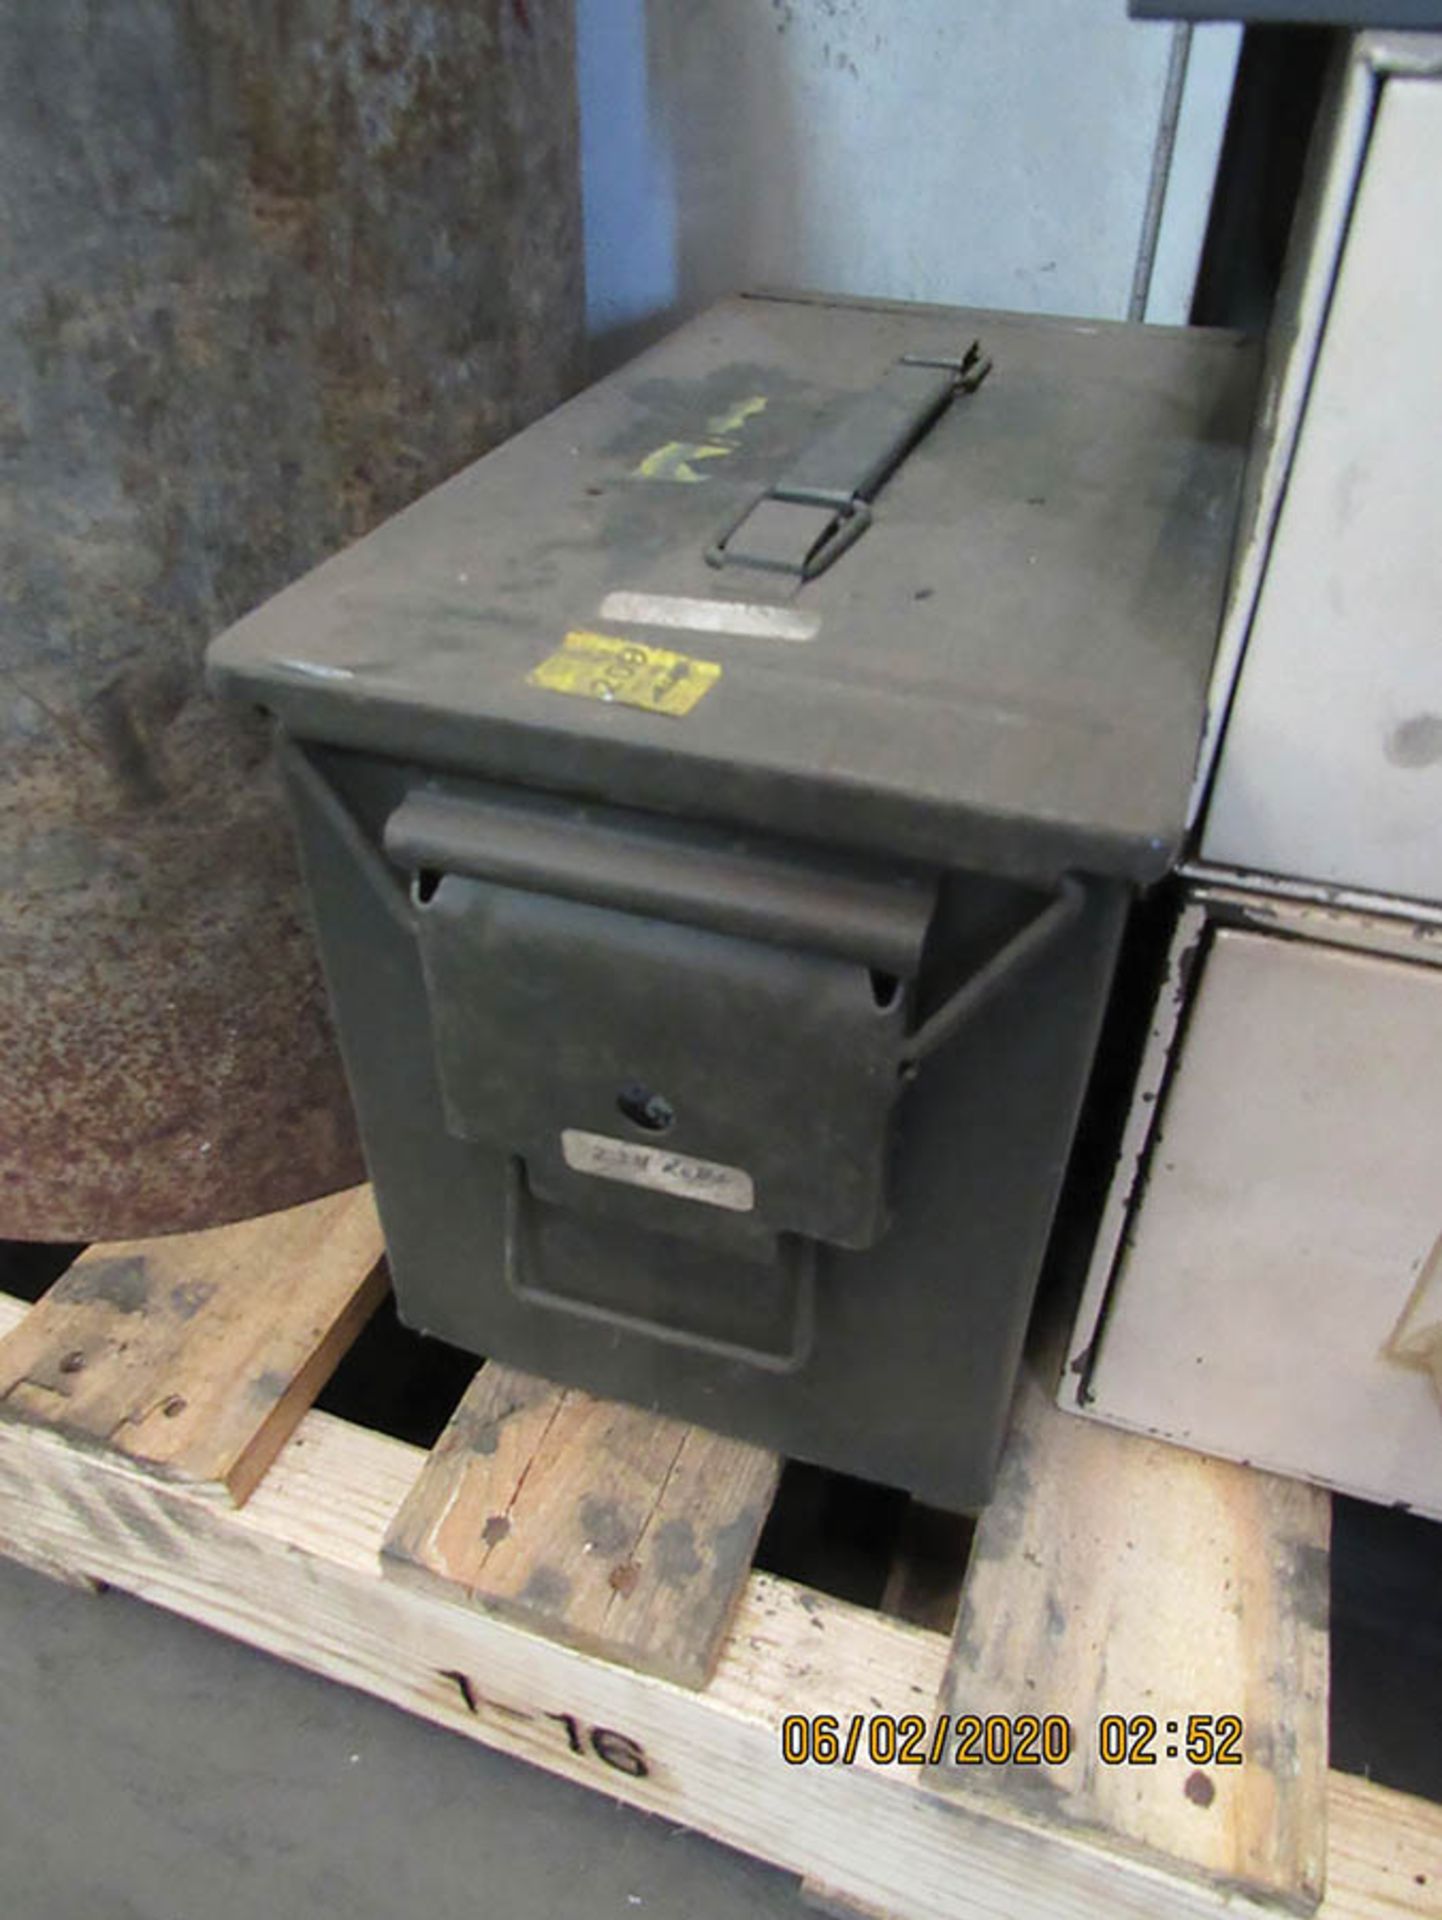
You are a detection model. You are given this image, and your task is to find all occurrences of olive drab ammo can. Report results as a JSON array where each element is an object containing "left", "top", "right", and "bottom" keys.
[{"left": 207, "top": 294, "right": 1255, "bottom": 1509}]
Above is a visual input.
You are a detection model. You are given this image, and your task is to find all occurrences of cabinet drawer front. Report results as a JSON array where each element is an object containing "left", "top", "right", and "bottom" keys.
[
  {"left": 1203, "top": 78, "right": 1442, "bottom": 904},
  {"left": 1088, "top": 925, "right": 1442, "bottom": 1514}
]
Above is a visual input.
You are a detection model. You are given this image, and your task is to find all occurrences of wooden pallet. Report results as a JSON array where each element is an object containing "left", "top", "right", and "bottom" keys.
[{"left": 0, "top": 1188, "right": 1436, "bottom": 1920}]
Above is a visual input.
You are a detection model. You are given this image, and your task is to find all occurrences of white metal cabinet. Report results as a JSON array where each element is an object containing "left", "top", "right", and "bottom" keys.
[
  {"left": 1067, "top": 35, "right": 1442, "bottom": 1514},
  {"left": 1201, "top": 58, "right": 1442, "bottom": 904},
  {"left": 1069, "top": 902, "right": 1442, "bottom": 1517}
]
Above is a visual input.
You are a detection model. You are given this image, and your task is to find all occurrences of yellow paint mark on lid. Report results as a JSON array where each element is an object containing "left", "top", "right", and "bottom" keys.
[
  {"left": 633, "top": 441, "right": 731, "bottom": 483},
  {"left": 528, "top": 630, "right": 721, "bottom": 718},
  {"left": 706, "top": 394, "right": 768, "bottom": 436}
]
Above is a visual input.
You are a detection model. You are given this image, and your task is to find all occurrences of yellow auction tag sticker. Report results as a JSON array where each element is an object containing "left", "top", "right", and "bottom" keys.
[{"left": 527, "top": 629, "right": 721, "bottom": 717}]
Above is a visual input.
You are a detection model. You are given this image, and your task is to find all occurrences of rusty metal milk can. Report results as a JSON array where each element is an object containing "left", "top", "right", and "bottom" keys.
[{"left": 0, "top": 0, "right": 583, "bottom": 1237}]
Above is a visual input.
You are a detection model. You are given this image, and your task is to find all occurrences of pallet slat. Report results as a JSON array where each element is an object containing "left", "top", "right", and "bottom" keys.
[
  {"left": 0, "top": 1188, "right": 385, "bottom": 1503},
  {"left": 1324, "top": 1773, "right": 1442, "bottom": 1920},
  {"left": 932, "top": 1369, "right": 1331, "bottom": 1912},
  {"left": 382, "top": 1364, "right": 781, "bottom": 1686}
]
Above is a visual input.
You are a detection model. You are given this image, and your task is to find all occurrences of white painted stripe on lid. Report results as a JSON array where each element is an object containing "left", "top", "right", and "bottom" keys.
[{"left": 598, "top": 590, "right": 820, "bottom": 644}]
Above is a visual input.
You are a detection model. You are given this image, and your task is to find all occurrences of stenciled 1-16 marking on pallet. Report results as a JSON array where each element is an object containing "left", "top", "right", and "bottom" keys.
[{"left": 0, "top": 1187, "right": 1436, "bottom": 1920}]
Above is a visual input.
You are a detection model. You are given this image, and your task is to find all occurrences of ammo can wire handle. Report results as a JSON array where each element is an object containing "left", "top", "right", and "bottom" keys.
[
  {"left": 707, "top": 342, "right": 992, "bottom": 581},
  {"left": 899, "top": 876, "right": 1085, "bottom": 1070}
]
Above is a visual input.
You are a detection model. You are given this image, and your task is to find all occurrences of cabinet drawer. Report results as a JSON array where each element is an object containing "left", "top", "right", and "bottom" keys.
[
  {"left": 1202, "top": 75, "right": 1442, "bottom": 903},
  {"left": 1077, "top": 915, "right": 1442, "bottom": 1515}
]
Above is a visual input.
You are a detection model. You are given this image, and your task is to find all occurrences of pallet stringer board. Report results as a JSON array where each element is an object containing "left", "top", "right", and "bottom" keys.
[{"left": 802, "top": 1772, "right": 1441, "bottom": 1920}]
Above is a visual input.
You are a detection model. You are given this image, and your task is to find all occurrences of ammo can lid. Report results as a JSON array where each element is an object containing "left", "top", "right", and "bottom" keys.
[{"left": 207, "top": 293, "right": 1257, "bottom": 887}]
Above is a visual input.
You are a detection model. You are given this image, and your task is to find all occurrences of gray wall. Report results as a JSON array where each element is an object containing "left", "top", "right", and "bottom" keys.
[{"left": 577, "top": 0, "right": 1239, "bottom": 366}]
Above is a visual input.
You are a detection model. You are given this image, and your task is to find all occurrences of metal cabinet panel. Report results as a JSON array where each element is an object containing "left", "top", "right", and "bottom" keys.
[
  {"left": 1202, "top": 75, "right": 1442, "bottom": 903},
  {"left": 1081, "top": 922, "right": 1442, "bottom": 1516}
]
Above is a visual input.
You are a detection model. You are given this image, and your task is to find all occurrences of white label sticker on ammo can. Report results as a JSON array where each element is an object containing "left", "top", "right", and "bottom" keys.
[{"left": 561, "top": 1130, "right": 755, "bottom": 1213}]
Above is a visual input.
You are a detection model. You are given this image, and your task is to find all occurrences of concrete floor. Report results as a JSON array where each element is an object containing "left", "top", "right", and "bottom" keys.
[{"left": 0, "top": 1557, "right": 796, "bottom": 1920}]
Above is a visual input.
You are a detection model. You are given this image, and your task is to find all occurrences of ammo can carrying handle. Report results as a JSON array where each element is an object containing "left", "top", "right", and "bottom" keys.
[
  {"left": 898, "top": 876, "right": 1085, "bottom": 1071},
  {"left": 706, "top": 344, "right": 990, "bottom": 581},
  {"left": 387, "top": 782, "right": 1081, "bottom": 1073},
  {"left": 383, "top": 786, "right": 936, "bottom": 974}
]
